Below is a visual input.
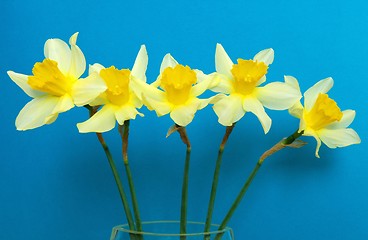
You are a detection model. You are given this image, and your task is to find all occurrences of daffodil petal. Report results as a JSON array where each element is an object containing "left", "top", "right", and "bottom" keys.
[
  {"left": 284, "top": 75, "right": 300, "bottom": 90},
  {"left": 131, "top": 45, "right": 148, "bottom": 82},
  {"left": 45, "top": 113, "right": 58, "bottom": 125},
  {"left": 143, "top": 95, "right": 172, "bottom": 116},
  {"left": 7, "top": 71, "right": 44, "bottom": 98},
  {"left": 318, "top": 128, "right": 361, "bottom": 149},
  {"left": 213, "top": 95, "right": 245, "bottom": 126},
  {"left": 326, "top": 110, "right": 356, "bottom": 129},
  {"left": 208, "top": 73, "right": 233, "bottom": 94},
  {"left": 160, "top": 54, "right": 178, "bottom": 73},
  {"left": 303, "top": 128, "right": 322, "bottom": 158},
  {"left": 44, "top": 38, "right": 71, "bottom": 75},
  {"left": 132, "top": 77, "right": 165, "bottom": 101},
  {"left": 52, "top": 94, "right": 74, "bottom": 115},
  {"left": 289, "top": 101, "right": 304, "bottom": 119},
  {"left": 170, "top": 100, "right": 201, "bottom": 126},
  {"left": 257, "top": 81, "right": 301, "bottom": 110},
  {"left": 115, "top": 105, "right": 144, "bottom": 125},
  {"left": 256, "top": 76, "right": 266, "bottom": 86},
  {"left": 215, "top": 43, "right": 233, "bottom": 78},
  {"left": 304, "top": 77, "right": 333, "bottom": 111},
  {"left": 89, "top": 63, "right": 105, "bottom": 75},
  {"left": 72, "top": 72, "right": 107, "bottom": 106},
  {"left": 253, "top": 48, "right": 274, "bottom": 66},
  {"left": 77, "top": 105, "right": 116, "bottom": 133},
  {"left": 242, "top": 97, "right": 272, "bottom": 133},
  {"left": 69, "top": 43, "right": 86, "bottom": 78},
  {"left": 15, "top": 95, "right": 60, "bottom": 130},
  {"left": 191, "top": 74, "right": 212, "bottom": 97}
]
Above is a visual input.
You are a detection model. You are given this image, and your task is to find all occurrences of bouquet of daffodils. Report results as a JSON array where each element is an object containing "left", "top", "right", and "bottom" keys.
[{"left": 7, "top": 33, "right": 361, "bottom": 237}]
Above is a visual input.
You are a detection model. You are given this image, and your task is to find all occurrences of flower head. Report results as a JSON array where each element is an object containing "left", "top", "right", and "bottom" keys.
[
  {"left": 73, "top": 45, "right": 148, "bottom": 133},
  {"left": 7, "top": 33, "right": 86, "bottom": 130},
  {"left": 210, "top": 44, "right": 302, "bottom": 133},
  {"left": 133, "top": 54, "right": 215, "bottom": 127},
  {"left": 289, "top": 77, "right": 361, "bottom": 157}
]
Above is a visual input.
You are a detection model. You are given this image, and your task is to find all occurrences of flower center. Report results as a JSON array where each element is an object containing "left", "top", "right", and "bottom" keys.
[
  {"left": 160, "top": 64, "right": 197, "bottom": 105},
  {"left": 304, "top": 93, "right": 343, "bottom": 130},
  {"left": 28, "top": 59, "right": 75, "bottom": 96},
  {"left": 231, "top": 59, "right": 268, "bottom": 96},
  {"left": 100, "top": 66, "right": 131, "bottom": 106}
]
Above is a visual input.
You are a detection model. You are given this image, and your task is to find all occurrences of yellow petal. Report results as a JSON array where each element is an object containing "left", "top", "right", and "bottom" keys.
[
  {"left": 242, "top": 97, "right": 272, "bottom": 134},
  {"left": 72, "top": 72, "right": 107, "bottom": 106},
  {"left": 115, "top": 105, "right": 144, "bottom": 125},
  {"left": 213, "top": 95, "right": 245, "bottom": 126},
  {"left": 77, "top": 105, "right": 116, "bottom": 133},
  {"left": 15, "top": 95, "right": 60, "bottom": 130},
  {"left": 7, "top": 71, "right": 44, "bottom": 98},
  {"left": 44, "top": 37, "right": 71, "bottom": 75},
  {"left": 170, "top": 100, "right": 201, "bottom": 126}
]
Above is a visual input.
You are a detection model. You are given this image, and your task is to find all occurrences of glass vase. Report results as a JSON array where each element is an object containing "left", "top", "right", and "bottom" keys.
[{"left": 110, "top": 221, "right": 234, "bottom": 240}]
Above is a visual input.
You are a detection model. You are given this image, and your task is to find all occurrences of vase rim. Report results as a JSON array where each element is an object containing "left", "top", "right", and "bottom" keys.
[{"left": 112, "top": 220, "right": 233, "bottom": 237}]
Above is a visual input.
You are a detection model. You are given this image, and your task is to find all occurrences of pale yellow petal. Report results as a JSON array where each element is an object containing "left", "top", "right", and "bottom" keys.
[
  {"left": 69, "top": 44, "right": 86, "bottom": 78},
  {"left": 7, "top": 71, "right": 44, "bottom": 98},
  {"left": 242, "top": 97, "right": 272, "bottom": 133},
  {"left": 191, "top": 73, "right": 213, "bottom": 97},
  {"left": 77, "top": 105, "right": 116, "bottom": 133},
  {"left": 44, "top": 37, "right": 71, "bottom": 75},
  {"left": 304, "top": 77, "right": 333, "bottom": 111},
  {"left": 72, "top": 72, "right": 107, "bottom": 106},
  {"left": 318, "top": 128, "right": 361, "bottom": 149},
  {"left": 253, "top": 48, "right": 274, "bottom": 66},
  {"left": 115, "top": 105, "right": 144, "bottom": 125},
  {"left": 89, "top": 63, "right": 105, "bottom": 75},
  {"left": 208, "top": 73, "right": 233, "bottom": 94},
  {"left": 170, "top": 100, "right": 201, "bottom": 126},
  {"left": 213, "top": 95, "right": 245, "bottom": 126},
  {"left": 288, "top": 101, "right": 304, "bottom": 119},
  {"left": 326, "top": 110, "right": 356, "bottom": 129},
  {"left": 131, "top": 45, "right": 148, "bottom": 82},
  {"left": 256, "top": 81, "right": 301, "bottom": 110},
  {"left": 303, "top": 128, "right": 322, "bottom": 158},
  {"left": 215, "top": 43, "right": 233, "bottom": 78},
  {"left": 52, "top": 94, "right": 74, "bottom": 115},
  {"left": 160, "top": 54, "right": 178, "bottom": 73},
  {"left": 143, "top": 95, "right": 172, "bottom": 116},
  {"left": 15, "top": 95, "right": 60, "bottom": 130}
]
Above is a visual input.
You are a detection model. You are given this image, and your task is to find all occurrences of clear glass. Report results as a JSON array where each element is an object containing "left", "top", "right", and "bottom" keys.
[{"left": 110, "top": 221, "right": 234, "bottom": 240}]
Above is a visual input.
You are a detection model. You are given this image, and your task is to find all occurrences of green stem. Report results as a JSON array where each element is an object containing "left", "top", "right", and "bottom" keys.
[
  {"left": 204, "top": 125, "right": 236, "bottom": 239},
  {"left": 86, "top": 106, "right": 136, "bottom": 234},
  {"left": 176, "top": 126, "right": 191, "bottom": 240},
  {"left": 96, "top": 133, "right": 136, "bottom": 232},
  {"left": 214, "top": 129, "right": 303, "bottom": 240},
  {"left": 118, "top": 121, "right": 143, "bottom": 234},
  {"left": 181, "top": 147, "right": 191, "bottom": 240}
]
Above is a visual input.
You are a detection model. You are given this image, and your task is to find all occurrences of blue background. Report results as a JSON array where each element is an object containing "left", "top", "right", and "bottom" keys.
[{"left": 1, "top": 0, "right": 367, "bottom": 239}]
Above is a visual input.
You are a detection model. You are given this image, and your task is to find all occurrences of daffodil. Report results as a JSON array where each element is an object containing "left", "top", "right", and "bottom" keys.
[
  {"left": 73, "top": 45, "right": 148, "bottom": 133},
  {"left": 132, "top": 54, "right": 215, "bottom": 127},
  {"left": 7, "top": 33, "right": 86, "bottom": 130},
  {"left": 210, "top": 44, "right": 302, "bottom": 133},
  {"left": 289, "top": 77, "right": 361, "bottom": 157}
]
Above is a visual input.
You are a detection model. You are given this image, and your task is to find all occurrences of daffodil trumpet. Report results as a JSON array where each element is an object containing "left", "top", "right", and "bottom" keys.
[{"left": 118, "top": 121, "right": 143, "bottom": 235}]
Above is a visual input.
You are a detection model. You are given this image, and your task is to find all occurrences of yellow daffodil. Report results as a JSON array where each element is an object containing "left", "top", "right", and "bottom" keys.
[
  {"left": 7, "top": 33, "right": 86, "bottom": 130},
  {"left": 289, "top": 77, "right": 361, "bottom": 157},
  {"left": 73, "top": 45, "right": 148, "bottom": 133},
  {"left": 132, "top": 54, "right": 215, "bottom": 127},
  {"left": 210, "top": 44, "right": 302, "bottom": 133}
]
